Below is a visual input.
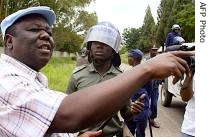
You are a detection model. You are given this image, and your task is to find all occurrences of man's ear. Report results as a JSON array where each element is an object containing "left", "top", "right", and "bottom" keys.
[{"left": 5, "top": 34, "right": 14, "bottom": 49}]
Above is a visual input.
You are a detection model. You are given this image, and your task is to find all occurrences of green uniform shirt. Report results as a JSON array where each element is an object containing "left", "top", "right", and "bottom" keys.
[{"left": 66, "top": 63, "right": 128, "bottom": 137}]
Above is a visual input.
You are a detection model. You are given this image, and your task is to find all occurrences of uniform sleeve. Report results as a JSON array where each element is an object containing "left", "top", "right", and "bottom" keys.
[
  {"left": 119, "top": 99, "right": 132, "bottom": 121},
  {"left": 66, "top": 75, "right": 77, "bottom": 94},
  {"left": 144, "top": 81, "right": 153, "bottom": 98},
  {"left": 0, "top": 78, "right": 67, "bottom": 137},
  {"left": 66, "top": 65, "right": 87, "bottom": 94},
  {"left": 165, "top": 33, "right": 171, "bottom": 47}
]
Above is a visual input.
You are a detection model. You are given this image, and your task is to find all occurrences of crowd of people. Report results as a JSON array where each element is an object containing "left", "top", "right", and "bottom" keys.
[{"left": 0, "top": 6, "right": 194, "bottom": 137}]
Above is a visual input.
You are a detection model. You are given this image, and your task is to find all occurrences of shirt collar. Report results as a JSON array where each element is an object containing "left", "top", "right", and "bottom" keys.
[
  {"left": 1, "top": 54, "right": 48, "bottom": 86},
  {"left": 87, "top": 62, "right": 122, "bottom": 75}
]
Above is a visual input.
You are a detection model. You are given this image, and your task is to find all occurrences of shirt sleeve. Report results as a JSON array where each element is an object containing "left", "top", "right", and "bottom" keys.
[
  {"left": 0, "top": 79, "right": 67, "bottom": 137},
  {"left": 165, "top": 33, "right": 171, "bottom": 47}
]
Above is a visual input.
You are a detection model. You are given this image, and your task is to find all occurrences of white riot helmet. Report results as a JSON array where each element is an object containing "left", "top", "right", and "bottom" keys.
[
  {"left": 84, "top": 21, "right": 122, "bottom": 67},
  {"left": 171, "top": 24, "right": 181, "bottom": 30}
]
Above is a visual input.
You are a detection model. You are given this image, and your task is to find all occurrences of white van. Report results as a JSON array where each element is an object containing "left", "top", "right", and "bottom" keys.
[
  {"left": 160, "top": 43, "right": 194, "bottom": 107},
  {"left": 160, "top": 76, "right": 183, "bottom": 107}
]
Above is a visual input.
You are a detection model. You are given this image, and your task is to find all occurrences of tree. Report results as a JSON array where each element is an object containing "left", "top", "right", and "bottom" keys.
[
  {"left": 0, "top": 0, "right": 31, "bottom": 47},
  {"left": 122, "top": 27, "right": 141, "bottom": 51},
  {"left": 140, "top": 5, "right": 156, "bottom": 52},
  {"left": 37, "top": 0, "right": 97, "bottom": 52},
  {"left": 155, "top": 0, "right": 195, "bottom": 47},
  {"left": 122, "top": 6, "right": 156, "bottom": 52},
  {"left": 0, "top": 0, "right": 97, "bottom": 51},
  {"left": 155, "top": 0, "right": 175, "bottom": 47},
  {"left": 172, "top": 0, "right": 195, "bottom": 42}
]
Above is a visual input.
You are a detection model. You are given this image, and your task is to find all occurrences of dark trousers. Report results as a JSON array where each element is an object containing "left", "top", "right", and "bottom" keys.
[
  {"left": 150, "top": 88, "right": 159, "bottom": 119},
  {"left": 126, "top": 120, "right": 147, "bottom": 137}
]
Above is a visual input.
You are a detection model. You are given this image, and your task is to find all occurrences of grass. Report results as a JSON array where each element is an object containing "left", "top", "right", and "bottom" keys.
[
  {"left": 41, "top": 57, "right": 76, "bottom": 93},
  {"left": 41, "top": 54, "right": 128, "bottom": 93},
  {"left": 120, "top": 52, "right": 128, "bottom": 64}
]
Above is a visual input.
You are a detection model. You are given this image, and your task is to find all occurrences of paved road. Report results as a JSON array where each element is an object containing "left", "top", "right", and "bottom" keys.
[{"left": 145, "top": 97, "right": 186, "bottom": 137}]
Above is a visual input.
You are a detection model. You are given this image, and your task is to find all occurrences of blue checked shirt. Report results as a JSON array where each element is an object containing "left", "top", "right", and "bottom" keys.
[{"left": 0, "top": 54, "right": 73, "bottom": 137}]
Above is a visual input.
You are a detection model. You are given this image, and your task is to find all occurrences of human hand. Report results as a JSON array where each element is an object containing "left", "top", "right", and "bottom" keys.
[
  {"left": 180, "top": 70, "right": 194, "bottom": 102},
  {"left": 78, "top": 130, "right": 102, "bottom": 137},
  {"left": 130, "top": 94, "right": 145, "bottom": 116},
  {"left": 181, "top": 70, "right": 193, "bottom": 90},
  {"left": 144, "top": 51, "right": 194, "bottom": 84}
]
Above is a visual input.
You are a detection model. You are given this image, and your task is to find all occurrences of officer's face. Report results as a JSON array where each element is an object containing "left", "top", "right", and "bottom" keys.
[
  {"left": 174, "top": 29, "right": 180, "bottom": 33},
  {"left": 128, "top": 56, "right": 135, "bottom": 66},
  {"left": 150, "top": 49, "right": 158, "bottom": 58},
  {"left": 5, "top": 14, "right": 54, "bottom": 71},
  {"left": 90, "top": 41, "right": 113, "bottom": 61}
]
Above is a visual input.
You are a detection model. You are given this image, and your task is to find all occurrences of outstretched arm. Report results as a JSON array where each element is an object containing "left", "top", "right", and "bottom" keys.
[{"left": 48, "top": 51, "right": 194, "bottom": 133}]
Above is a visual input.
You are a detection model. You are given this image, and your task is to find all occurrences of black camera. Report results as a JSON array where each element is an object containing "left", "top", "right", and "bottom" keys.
[{"left": 165, "top": 43, "right": 195, "bottom": 74}]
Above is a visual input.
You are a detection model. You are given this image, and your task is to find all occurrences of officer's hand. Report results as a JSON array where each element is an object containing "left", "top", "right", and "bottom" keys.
[
  {"left": 130, "top": 94, "right": 145, "bottom": 116},
  {"left": 78, "top": 130, "right": 102, "bottom": 137}
]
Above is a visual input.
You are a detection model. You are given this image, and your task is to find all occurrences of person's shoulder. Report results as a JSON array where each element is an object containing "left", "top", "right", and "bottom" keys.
[
  {"left": 168, "top": 32, "right": 174, "bottom": 36},
  {"left": 73, "top": 64, "right": 88, "bottom": 74}
]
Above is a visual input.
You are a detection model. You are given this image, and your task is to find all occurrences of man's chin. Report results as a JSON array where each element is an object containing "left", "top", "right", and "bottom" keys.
[{"left": 94, "top": 58, "right": 107, "bottom": 63}]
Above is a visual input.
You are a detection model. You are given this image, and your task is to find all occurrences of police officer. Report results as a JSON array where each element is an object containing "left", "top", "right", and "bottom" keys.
[
  {"left": 66, "top": 22, "right": 144, "bottom": 137},
  {"left": 147, "top": 46, "right": 161, "bottom": 128},
  {"left": 165, "top": 24, "right": 184, "bottom": 47},
  {"left": 126, "top": 49, "right": 151, "bottom": 137}
]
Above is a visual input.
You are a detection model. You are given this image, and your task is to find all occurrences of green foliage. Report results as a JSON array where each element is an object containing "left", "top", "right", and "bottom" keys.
[
  {"left": 156, "top": 0, "right": 175, "bottom": 47},
  {"left": 122, "top": 5, "right": 156, "bottom": 52},
  {"left": 120, "top": 52, "right": 128, "bottom": 64},
  {"left": 119, "top": 46, "right": 127, "bottom": 55},
  {"left": 0, "top": 0, "right": 97, "bottom": 53},
  {"left": 53, "top": 25, "right": 83, "bottom": 53},
  {"left": 0, "top": 0, "right": 196, "bottom": 52},
  {"left": 40, "top": 0, "right": 97, "bottom": 53},
  {"left": 41, "top": 57, "right": 76, "bottom": 92},
  {"left": 175, "top": 2, "right": 195, "bottom": 42},
  {"left": 122, "top": 28, "right": 142, "bottom": 51},
  {"left": 122, "top": 0, "right": 194, "bottom": 52},
  {"left": 140, "top": 6, "right": 156, "bottom": 52},
  {"left": 156, "top": 0, "right": 195, "bottom": 46}
]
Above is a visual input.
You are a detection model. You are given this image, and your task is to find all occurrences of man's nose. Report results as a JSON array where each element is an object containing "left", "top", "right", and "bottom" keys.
[{"left": 39, "top": 30, "right": 50, "bottom": 40}]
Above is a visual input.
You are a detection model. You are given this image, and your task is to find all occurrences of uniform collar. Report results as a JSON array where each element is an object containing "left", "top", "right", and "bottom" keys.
[{"left": 87, "top": 62, "right": 122, "bottom": 75}]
